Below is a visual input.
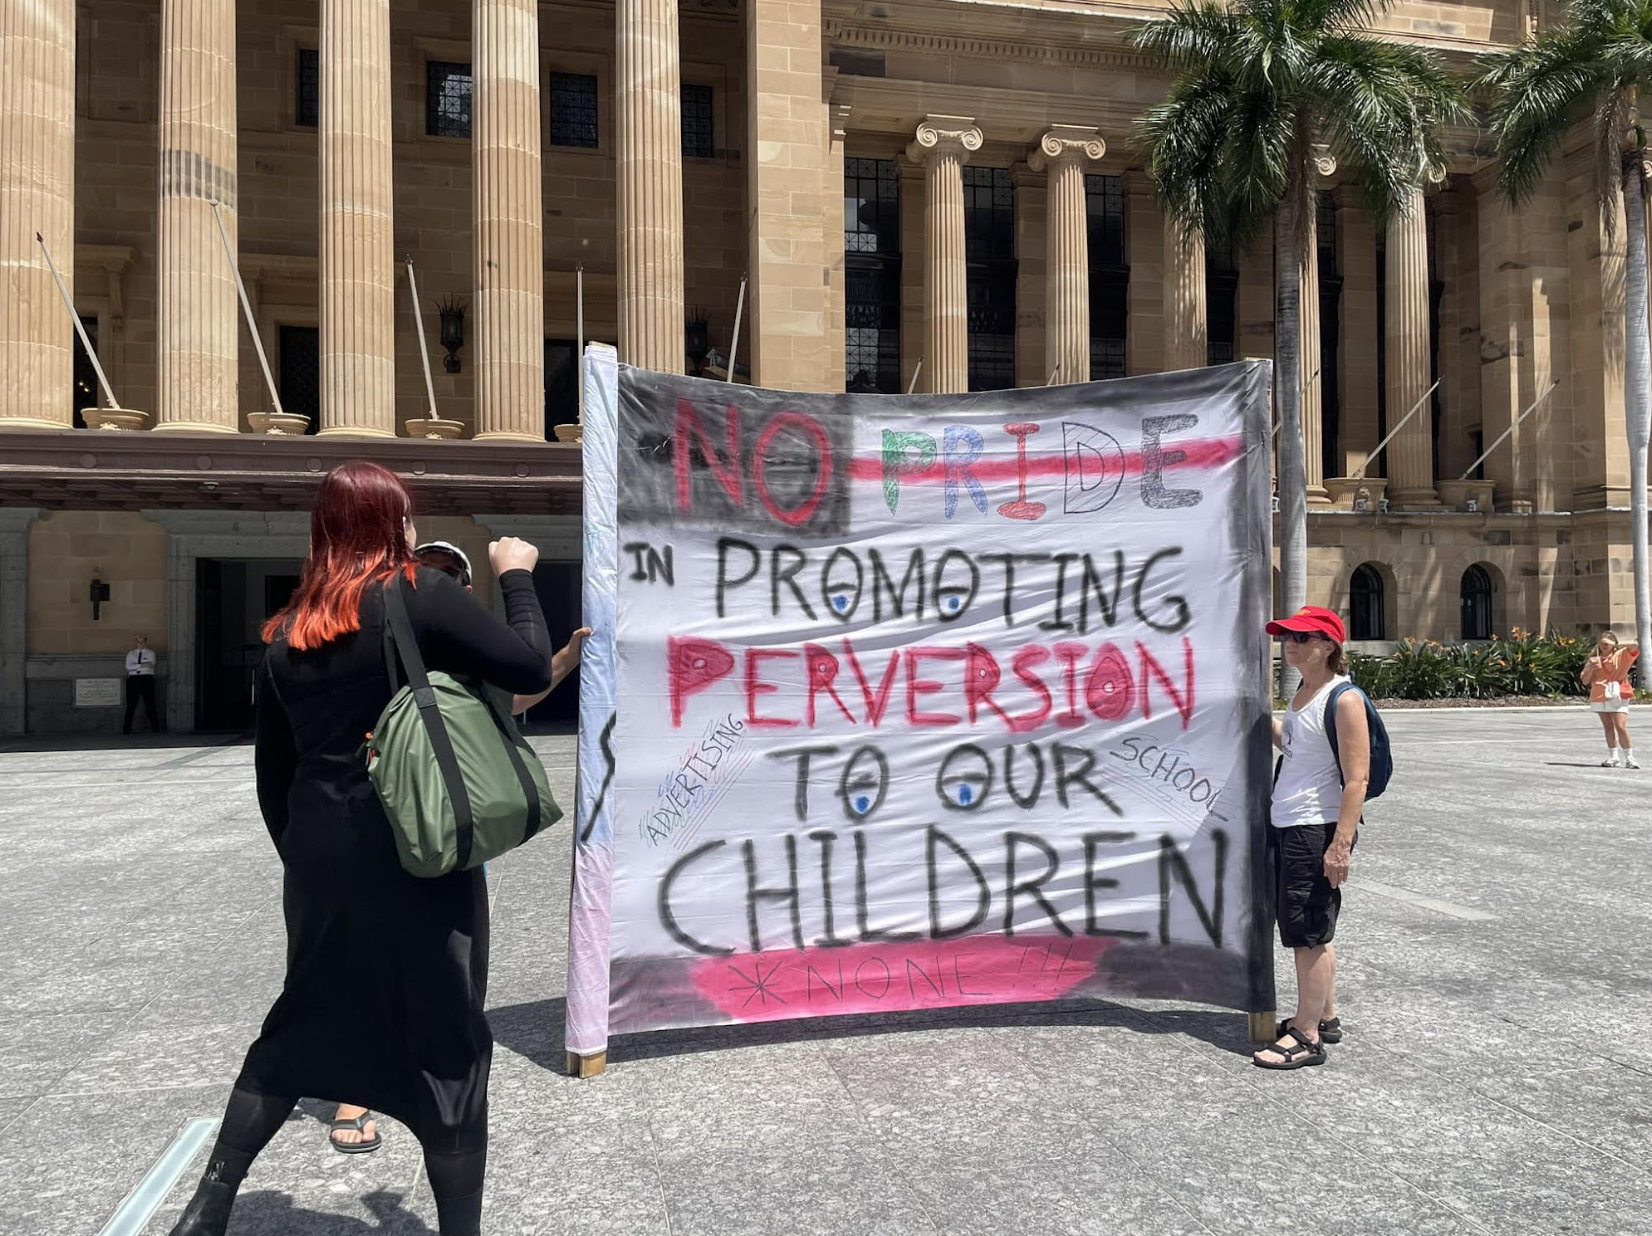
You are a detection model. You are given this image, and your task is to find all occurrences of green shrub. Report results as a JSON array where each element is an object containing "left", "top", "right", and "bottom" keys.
[{"left": 1346, "top": 628, "right": 1593, "bottom": 701}]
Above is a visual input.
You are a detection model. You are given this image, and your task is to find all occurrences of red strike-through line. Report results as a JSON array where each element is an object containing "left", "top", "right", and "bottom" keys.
[{"left": 843, "top": 435, "right": 1243, "bottom": 485}]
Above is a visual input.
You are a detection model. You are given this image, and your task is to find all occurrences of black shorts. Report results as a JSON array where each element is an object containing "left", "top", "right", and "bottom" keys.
[{"left": 1273, "top": 823, "right": 1356, "bottom": 949}]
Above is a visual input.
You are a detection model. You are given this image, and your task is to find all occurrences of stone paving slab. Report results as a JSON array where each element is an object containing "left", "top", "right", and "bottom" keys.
[{"left": 0, "top": 710, "right": 1648, "bottom": 1235}]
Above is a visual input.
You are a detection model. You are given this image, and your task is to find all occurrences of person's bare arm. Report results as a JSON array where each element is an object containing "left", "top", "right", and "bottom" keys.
[
  {"left": 1272, "top": 715, "right": 1284, "bottom": 750},
  {"left": 1324, "top": 691, "right": 1370, "bottom": 889},
  {"left": 511, "top": 627, "right": 593, "bottom": 715}
]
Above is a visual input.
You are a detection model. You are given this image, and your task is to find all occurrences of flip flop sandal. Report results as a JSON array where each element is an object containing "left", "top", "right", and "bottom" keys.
[
  {"left": 329, "top": 1111, "right": 382, "bottom": 1155},
  {"left": 1253, "top": 1025, "right": 1327, "bottom": 1070},
  {"left": 1277, "top": 1016, "right": 1343, "bottom": 1044}
]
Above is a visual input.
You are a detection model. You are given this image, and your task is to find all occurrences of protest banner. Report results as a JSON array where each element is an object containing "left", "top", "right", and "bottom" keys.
[{"left": 565, "top": 345, "right": 1276, "bottom": 1069}]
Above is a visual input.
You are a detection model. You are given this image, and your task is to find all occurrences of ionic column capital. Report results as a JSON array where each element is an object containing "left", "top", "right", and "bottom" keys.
[
  {"left": 1421, "top": 159, "right": 1450, "bottom": 198},
  {"left": 907, "top": 115, "right": 983, "bottom": 165},
  {"left": 1028, "top": 125, "right": 1105, "bottom": 173},
  {"left": 1310, "top": 144, "right": 1338, "bottom": 183}
]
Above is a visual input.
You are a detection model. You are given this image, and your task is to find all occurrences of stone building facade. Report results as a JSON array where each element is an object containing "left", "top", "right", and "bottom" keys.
[{"left": 0, "top": 0, "right": 1642, "bottom": 733}]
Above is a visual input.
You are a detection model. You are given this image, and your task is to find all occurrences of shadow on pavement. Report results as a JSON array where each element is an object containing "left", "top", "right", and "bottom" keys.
[
  {"left": 231, "top": 1189, "right": 435, "bottom": 1234},
  {"left": 0, "top": 731, "right": 247, "bottom": 754},
  {"left": 489, "top": 995, "right": 1257, "bottom": 1074}
]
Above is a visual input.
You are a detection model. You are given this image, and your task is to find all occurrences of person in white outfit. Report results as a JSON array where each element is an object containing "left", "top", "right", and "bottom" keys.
[
  {"left": 123, "top": 634, "right": 161, "bottom": 734},
  {"left": 1254, "top": 605, "right": 1370, "bottom": 1070}
]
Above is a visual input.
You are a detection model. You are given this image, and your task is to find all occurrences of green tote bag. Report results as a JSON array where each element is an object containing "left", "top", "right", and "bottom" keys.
[{"left": 367, "top": 575, "right": 562, "bottom": 877}]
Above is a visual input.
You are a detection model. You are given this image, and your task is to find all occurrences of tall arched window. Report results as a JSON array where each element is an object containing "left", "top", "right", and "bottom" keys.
[
  {"left": 1349, "top": 564, "right": 1385, "bottom": 641},
  {"left": 1461, "top": 564, "right": 1494, "bottom": 640}
]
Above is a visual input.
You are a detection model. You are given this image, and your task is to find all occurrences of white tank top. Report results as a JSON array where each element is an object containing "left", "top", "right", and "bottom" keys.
[{"left": 1272, "top": 675, "right": 1349, "bottom": 829}]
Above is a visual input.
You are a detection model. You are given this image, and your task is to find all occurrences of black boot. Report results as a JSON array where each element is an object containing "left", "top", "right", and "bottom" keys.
[{"left": 168, "top": 1148, "right": 251, "bottom": 1236}]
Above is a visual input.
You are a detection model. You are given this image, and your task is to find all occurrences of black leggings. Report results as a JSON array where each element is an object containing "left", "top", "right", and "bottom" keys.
[{"left": 205, "top": 1087, "right": 486, "bottom": 1235}]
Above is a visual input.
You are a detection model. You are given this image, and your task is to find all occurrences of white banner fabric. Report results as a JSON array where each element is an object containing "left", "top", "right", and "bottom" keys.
[{"left": 571, "top": 361, "right": 1276, "bottom": 1041}]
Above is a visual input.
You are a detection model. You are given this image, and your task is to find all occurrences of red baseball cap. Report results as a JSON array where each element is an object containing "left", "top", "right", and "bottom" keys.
[{"left": 1266, "top": 605, "right": 1346, "bottom": 643}]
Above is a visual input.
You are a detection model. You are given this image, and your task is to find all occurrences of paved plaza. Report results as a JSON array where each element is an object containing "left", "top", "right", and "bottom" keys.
[{"left": 0, "top": 709, "right": 1648, "bottom": 1235}]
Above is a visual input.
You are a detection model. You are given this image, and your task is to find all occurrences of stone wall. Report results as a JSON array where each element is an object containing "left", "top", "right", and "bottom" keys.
[
  {"left": 75, "top": 0, "right": 747, "bottom": 438},
  {"left": 27, "top": 512, "right": 167, "bottom": 655}
]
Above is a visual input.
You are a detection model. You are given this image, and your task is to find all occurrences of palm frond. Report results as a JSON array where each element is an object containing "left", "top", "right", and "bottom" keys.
[
  {"left": 1135, "top": 70, "right": 1240, "bottom": 242},
  {"left": 1480, "top": 26, "right": 1613, "bottom": 204},
  {"left": 1595, "top": 84, "right": 1636, "bottom": 237},
  {"left": 1219, "top": 87, "right": 1297, "bottom": 250},
  {"left": 1129, "top": 1, "right": 1242, "bottom": 71},
  {"left": 1289, "top": 0, "right": 1385, "bottom": 39},
  {"left": 1135, "top": 0, "right": 1460, "bottom": 253},
  {"left": 1307, "top": 37, "right": 1469, "bottom": 222}
]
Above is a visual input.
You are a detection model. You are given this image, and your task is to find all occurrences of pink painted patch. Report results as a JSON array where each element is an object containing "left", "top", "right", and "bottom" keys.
[{"left": 691, "top": 935, "right": 1118, "bottom": 1024}]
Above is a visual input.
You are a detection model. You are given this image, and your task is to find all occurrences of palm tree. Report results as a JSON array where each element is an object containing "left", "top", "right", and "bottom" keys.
[
  {"left": 1481, "top": 0, "right": 1652, "bottom": 668},
  {"left": 1133, "top": 0, "right": 1463, "bottom": 690}
]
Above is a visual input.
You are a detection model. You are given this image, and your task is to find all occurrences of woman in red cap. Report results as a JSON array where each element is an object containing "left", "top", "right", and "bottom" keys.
[{"left": 1254, "top": 605, "right": 1370, "bottom": 1070}]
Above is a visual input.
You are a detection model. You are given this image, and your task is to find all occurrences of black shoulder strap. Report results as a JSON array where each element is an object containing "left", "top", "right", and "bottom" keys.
[
  {"left": 478, "top": 690, "right": 544, "bottom": 842},
  {"left": 1323, "top": 682, "right": 1353, "bottom": 785},
  {"left": 383, "top": 574, "right": 477, "bottom": 869}
]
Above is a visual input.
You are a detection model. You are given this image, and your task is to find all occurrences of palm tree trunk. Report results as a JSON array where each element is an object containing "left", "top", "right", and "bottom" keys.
[
  {"left": 1275, "top": 201, "right": 1307, "bottom": 696},
  {"left": 1623, "top": 156, "right": 1652, "bottom": 671}
]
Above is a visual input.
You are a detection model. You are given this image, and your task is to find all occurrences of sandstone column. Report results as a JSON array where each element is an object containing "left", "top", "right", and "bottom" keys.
[
  {"left": 1029, "top": 126, "right": 1104, "bottom": 386},
  {"left": 617, "top": 0, "right": 685, "bottom": 372},
  {"left": 1387, "top": 185, "right": 1439, "bottom": 505},
  {"left": 0, "top": 0, "right": 76, "bottom": 427},
  {"left": 907, "top": 117, "right": 982, "bottom": 394},
  {"left": 319, "top": 0, "right": 395, "bottom": 437},
  {"left": 1164, "top": 217, "right": 1207, "bottom": 372},
  {"left": 474, "top": 0, "right": 544, "bottom": 440},
  {"left": 155, "top": 0, "right": 240, "bottom": 434},
  {"left": 1301, "top": 203, "right": 1329, "bottom": 504},
  {"left": 745, "top": 0, "right": 827, "bottom": 389}
]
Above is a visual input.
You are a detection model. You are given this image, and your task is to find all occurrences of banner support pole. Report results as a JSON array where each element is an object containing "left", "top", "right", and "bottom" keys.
[
  {"left": 576, "top": 263, "right": 585, "bottom": 423},
  {"left": 907, "top": 360, "right": 923, "bottom": 395}
]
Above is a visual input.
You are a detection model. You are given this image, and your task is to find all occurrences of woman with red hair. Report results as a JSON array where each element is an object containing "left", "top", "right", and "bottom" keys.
[{"left": 170, "top": 462, "right": 554, "bottom": 1236}]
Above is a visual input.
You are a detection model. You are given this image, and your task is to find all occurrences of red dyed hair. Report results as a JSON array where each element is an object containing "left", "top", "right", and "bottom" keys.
[{"left": 263, "top": 461, "right": 417, "bottom": 650}]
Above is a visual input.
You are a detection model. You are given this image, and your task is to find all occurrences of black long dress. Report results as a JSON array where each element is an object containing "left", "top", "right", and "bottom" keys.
[{"left": 241, "top": 566, "right": 553, "bottom": 1155}]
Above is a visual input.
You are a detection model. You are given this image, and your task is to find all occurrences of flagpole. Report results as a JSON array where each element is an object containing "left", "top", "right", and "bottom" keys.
[
  {"left": 35, "top": 233, "right": 120, "bottom": 410},
  {"left": 210, "top": 201, "right": 285, "bottom": 417},
  {"left": 405, "top": 258, "right": 440, "bottom": 419}
]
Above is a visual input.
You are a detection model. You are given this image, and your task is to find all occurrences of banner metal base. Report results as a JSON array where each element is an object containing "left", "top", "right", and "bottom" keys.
[{"left": 1248, "top": 1011, "right": 1279, "bottom": 1043}]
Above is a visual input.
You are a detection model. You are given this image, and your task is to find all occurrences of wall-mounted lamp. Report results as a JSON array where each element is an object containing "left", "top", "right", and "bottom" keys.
[
  {"left": 90, "top": 574, "right": 110, "bottom": 621},
  {"left": 436, "top": 296, "right": 468, "bottom": 373}
]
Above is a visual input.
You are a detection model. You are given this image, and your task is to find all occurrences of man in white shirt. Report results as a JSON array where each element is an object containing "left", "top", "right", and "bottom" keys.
[{"left": 123, "top": 633, "right": 161, "bottom": 734}]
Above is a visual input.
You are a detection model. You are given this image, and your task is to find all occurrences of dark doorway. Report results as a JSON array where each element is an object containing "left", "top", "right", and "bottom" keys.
[
  {"left": 1460, "top": 564, "right": 1494, "bottom": 641},
  {"left": 1349, "top": 564, "right": 1386, "bottom": 641},
  {"left": 279, "top": 326, "right": 322, "bottom": 435},
  {"left": 196, "top": 559, "right": 303, "bottom": 731},
  {"left": 520, "top": 560, "right": 582, "bottom": 729},
  {"left": 545, "top": 339, "right": 578, "bottom": 440},
  {"left": 72, "top": 315, "right": 98, "bottom": 429}
]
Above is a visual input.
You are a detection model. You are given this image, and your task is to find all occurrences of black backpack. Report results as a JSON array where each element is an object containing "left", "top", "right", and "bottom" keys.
[{"left": 1324, "top": 683, "right": 1393, "bottom": 798}]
